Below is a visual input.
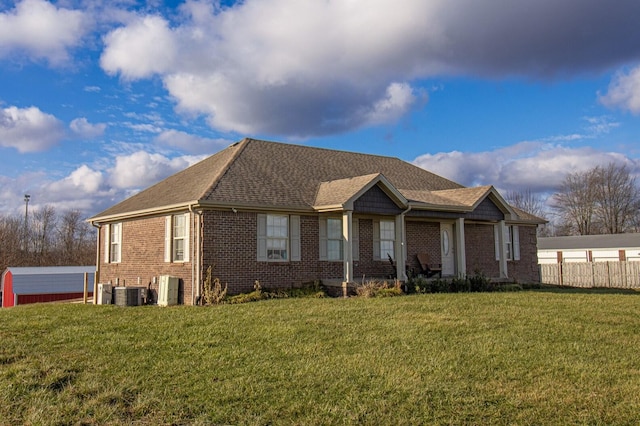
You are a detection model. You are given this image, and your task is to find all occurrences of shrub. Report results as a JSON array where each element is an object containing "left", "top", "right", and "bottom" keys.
[
  {"left": 229, "top": 280, "right": 327, "bottom": 304},
  {"left": 202, "top": 265, "right": 227, "bottom": 306},
  {"left": 406, "top": 272, "right": 521, "bottom": 294},
  {"left": 355, "top": 279, "right": 403, "bottom": 298}
]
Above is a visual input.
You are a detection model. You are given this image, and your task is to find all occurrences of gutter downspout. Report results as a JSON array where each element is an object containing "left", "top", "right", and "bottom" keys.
[{"left": 91, "top": 221, "right": 101, "bottom": 305}]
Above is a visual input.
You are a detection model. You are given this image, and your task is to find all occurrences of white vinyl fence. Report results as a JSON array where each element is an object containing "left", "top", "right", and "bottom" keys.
[{"left": 540, "top": 261, "right": 640, "bottom": 289}]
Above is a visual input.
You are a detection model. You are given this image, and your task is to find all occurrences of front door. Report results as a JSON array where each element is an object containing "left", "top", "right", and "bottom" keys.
[{"left": 440, "top": 223, "right": 455, "bottom": 276}]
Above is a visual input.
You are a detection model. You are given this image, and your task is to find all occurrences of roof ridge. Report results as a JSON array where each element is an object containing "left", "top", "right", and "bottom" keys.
[{"left": 200, "top": 138, "right": 251, "bottom": 200}]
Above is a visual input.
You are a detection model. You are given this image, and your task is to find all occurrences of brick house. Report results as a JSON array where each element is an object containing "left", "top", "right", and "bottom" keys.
[{"left": 88, "top": 138, "right": 545, "bottom": 304}]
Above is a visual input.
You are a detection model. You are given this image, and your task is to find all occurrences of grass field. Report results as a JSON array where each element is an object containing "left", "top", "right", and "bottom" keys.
[{"left": 1, "top": 289, "right": 640, "bottom": 425}]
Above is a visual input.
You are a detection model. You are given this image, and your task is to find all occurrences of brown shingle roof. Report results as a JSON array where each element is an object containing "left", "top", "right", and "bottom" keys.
[
  {"left": 314, "top": 174, "right": 382, "bottom": 208},
  {"left": 92, "top": 138, "right": 542, "bottom": 223}
]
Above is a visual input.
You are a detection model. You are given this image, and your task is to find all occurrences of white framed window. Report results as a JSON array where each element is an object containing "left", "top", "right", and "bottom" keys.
[
  {"left": 104, "top": 222, "right": 122, "bottom": 263},
  {"left": 165, "top": 213, "right": 190, "bottom": 263},
  {"left": 257, "top": 214, "right": 301, "bottom": 262},
  {"left": 373, "top": 219, "right": 395, "bottom": 260},
  {"left": 380, "top": 220, "right": 395, "bottom": 260},
  {"left": 494, "top": 224, "right": 520, "bottom": 261},
  {"left": 327, "top": 218, "right": 343, "bottom": 261},
  {"left": 173, "top": 214, "right": 187, "bottom": 261},
  {"left": 319, "top": 217, "right": 359, "bottom": 261},
  {"left": 267, "top": 214, "right": 288, "bottom": 260}
]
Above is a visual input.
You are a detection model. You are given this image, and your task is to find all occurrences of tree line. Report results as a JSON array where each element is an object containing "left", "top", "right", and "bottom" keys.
[
  {"left": 0, "top": 206, "right": 95, "bottom": 272},
  {"left": 508, "top": 163, "right": 640, "bottom": 236}
]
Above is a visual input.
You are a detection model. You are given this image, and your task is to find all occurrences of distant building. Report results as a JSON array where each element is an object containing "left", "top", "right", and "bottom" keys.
[
  {"left": 538, "top": 234, "right": 640, "bottom": 264},
  {"left": 1, "top": 266, "right": 95, "bottom": 308}
]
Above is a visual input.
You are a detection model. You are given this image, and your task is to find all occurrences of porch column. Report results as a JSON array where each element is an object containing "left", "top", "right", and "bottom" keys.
[
  {"left": 455, "top": 218, "right": 466, "bottom": 277},
  {"left": 342, "top": 210, "right": 353, "bottom": 283},
  {"left": 497, "top": 220, "right": 508, "bottom": 278},
  {"left": 395, "top": 214, "right": 406, "bottom": 280}
]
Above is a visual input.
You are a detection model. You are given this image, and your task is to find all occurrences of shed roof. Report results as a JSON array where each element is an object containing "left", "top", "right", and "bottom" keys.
[{"left": 4, "top": 266, "right": 95, "bottom": 275}]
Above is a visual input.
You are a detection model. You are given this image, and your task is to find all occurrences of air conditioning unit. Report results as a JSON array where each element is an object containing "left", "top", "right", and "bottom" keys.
[
  {"left": 158, "top": 275, "right": 179, "bottom": 306},
  {"left": 114, "top": 286, "right": 143, "bottom": 307},
  {"left": 97, "top": 283, "right": 112, "bottom": 305}
]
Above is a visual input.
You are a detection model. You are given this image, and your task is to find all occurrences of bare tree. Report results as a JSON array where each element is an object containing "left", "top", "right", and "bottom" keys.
[
  {"left": 0, "top": 214, "right": 24, "bottom": 271},
  {"left": 31, "top": 205, "right": 57, "bottom": 265},
  {"left": 592, "top": 163, "right": 640, "bottom": 234},
  {"left": 57, "top": 209, "right": 94, "bottom": 265},
  {"left": 551, "top": 168, "right": 599, "bottom": 235},
  {"left": 506, "top": 188, "right": 546, "bottom": 218}
]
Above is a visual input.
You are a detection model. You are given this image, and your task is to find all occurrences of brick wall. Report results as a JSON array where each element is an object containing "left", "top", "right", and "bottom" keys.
[
  {"left": 99, "top": 215, "right": 194, "bottom": 305},
  {"left": 202, "top": 212, "right": 394, "bottom": 293},
  {"left": 508, "top": 225, "right": 541, "bottom": 283},
  {"left": 98, "top": 212, "right": 541, "bottom": 305},
  {"left": 464, "top": 223, "right": 500, "bottom": 277},
  {"left": 464, "top": 223, "right": 541, "bottom": 283},
  {"left": 352, "top": 218, "right": 395, "bottom": 280},
  {"left": 405, "top": 221, "right": 441, "bottom": 273}
]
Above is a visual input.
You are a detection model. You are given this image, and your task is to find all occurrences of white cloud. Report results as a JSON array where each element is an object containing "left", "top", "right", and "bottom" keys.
[
  {"left": 99, "top": 0, "right": 640, "bottom": 138},
  {"left": 599, "top": 66, "right": 640, "bottom": 114},
  {"left": 155, "top": 130, "right": 231, "bottom": 154},
  {"left": 70, "top": 118, "right": 107, "bottom": 139},
  {"left": 414, "top": 142, "right": 640, "bottom": 194},
  {"left": 109, "top": 151, "right": 204, "bottom": 189},
  {"left": 361, "top": 82, "right": 424, "bottom": 126},
  {"left": 48, "top": 165, "right": 104, "bottom": 194},
  {"left": 0, "top": 0, "right": 89, "bottom": 65},
  {"left": 0, "top": 106, "right": 65, "bottom": 152},
  {"left": 100, "top": 15, "right": 177, "bottom": 79}
]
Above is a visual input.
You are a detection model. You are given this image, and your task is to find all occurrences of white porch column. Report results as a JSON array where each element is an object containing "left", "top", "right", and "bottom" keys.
[
  {"left": 342, "top": 211, "right": 353, "bottom": 283},
  {"left": 455, "top": 218, "right": 466, "bottom": 277},
  {"left": 395, "top": 214, "right": 406, "bottom": 280},
  {"left": 497, "top": 220, "right": 508, "bottom": 279}
]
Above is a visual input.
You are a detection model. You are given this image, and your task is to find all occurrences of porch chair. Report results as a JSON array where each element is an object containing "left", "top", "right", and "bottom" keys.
[{"left": 416, "top": 253, "right": 442, "bottom": 278}]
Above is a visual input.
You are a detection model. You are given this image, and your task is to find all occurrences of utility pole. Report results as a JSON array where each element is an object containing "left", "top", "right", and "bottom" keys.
[{"left": 23, "top": 194, "right": 30, "bottom": 253}]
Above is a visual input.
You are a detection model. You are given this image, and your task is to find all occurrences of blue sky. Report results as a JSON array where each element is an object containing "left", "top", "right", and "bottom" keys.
[{"left": 1, "top": 0, "right": 640, "bottom": 217}]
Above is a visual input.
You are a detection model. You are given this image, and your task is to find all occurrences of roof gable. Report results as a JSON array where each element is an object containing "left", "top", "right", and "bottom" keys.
[{"left": 314, "top": 173, "right": 407, "bottom": 212}]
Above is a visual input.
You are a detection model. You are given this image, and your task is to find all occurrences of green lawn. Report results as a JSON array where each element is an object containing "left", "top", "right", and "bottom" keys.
[{"left": 1, "top": 290, "right": 640, "bottom": 425}]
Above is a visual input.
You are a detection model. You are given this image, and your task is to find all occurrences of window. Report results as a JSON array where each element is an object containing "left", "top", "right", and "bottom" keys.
[
  {"left": 379, "top": 220, "right": 395, "bottom": 260},
  {"left": 326, "top": 218, "right": 343, "bottom": 261},
  {"left": 165, "top": 213, "right": 190, "bottom": 263},
  {"left": 494, "top": 224, "right": 520, "bottom": 261},
  {"left": 104, "top": 222, "right": 122, "bottom": 263},
  {"left": 257, "top": 214, "right": 301, "bottom": 262},
  {"left": 173, "top": 214, "right": 186, "bottom": 261},
  {"left": 373, "top": 219, "right": 395, "bottom": 260},
  {"left": 267, "top": 214, "right": 288, "bottom": 260},
  {"left": 319, "top": 217, "right": 359, "bottom": 261}
]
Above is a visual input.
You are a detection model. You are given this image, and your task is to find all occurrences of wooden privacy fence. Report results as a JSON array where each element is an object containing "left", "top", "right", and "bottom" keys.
[{"left": 540, "top": 261, "right": 640, "bottom": 289}]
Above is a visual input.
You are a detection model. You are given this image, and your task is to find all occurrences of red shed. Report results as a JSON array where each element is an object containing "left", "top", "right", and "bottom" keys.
[{"left": 1, "top": 266, "right": 95, "bottom": 308}]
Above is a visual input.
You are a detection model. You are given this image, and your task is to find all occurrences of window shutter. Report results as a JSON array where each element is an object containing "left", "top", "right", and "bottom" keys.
[
  {"left": 290, "top": 215, "right": 301, "bottom": 261},
  {"left": 165, "top": 216, "right": 172, "bottom": 263},
  {"left": 319, "top": 218, "right": 328, "bottom": 260},
  {"left": 512, "top": 225, "right": 520, "bottom": 261},
  {"left": 183, "top": 213, "right": 190, "bottom": 262},
  {"left": 352, "top": 218, "right": 359, "bottom": 261},
  {"left": 257, "top": 214, "right": 267, "bottom": 261},
  {"left": 494, "top": 224, "right": 500, "bottom": 261},
  {"left": 373, "top": 220, "right": 381, "bottom": 260},
  {"left": 104, "top": 224, "right": 110, "bottom": 263}
]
